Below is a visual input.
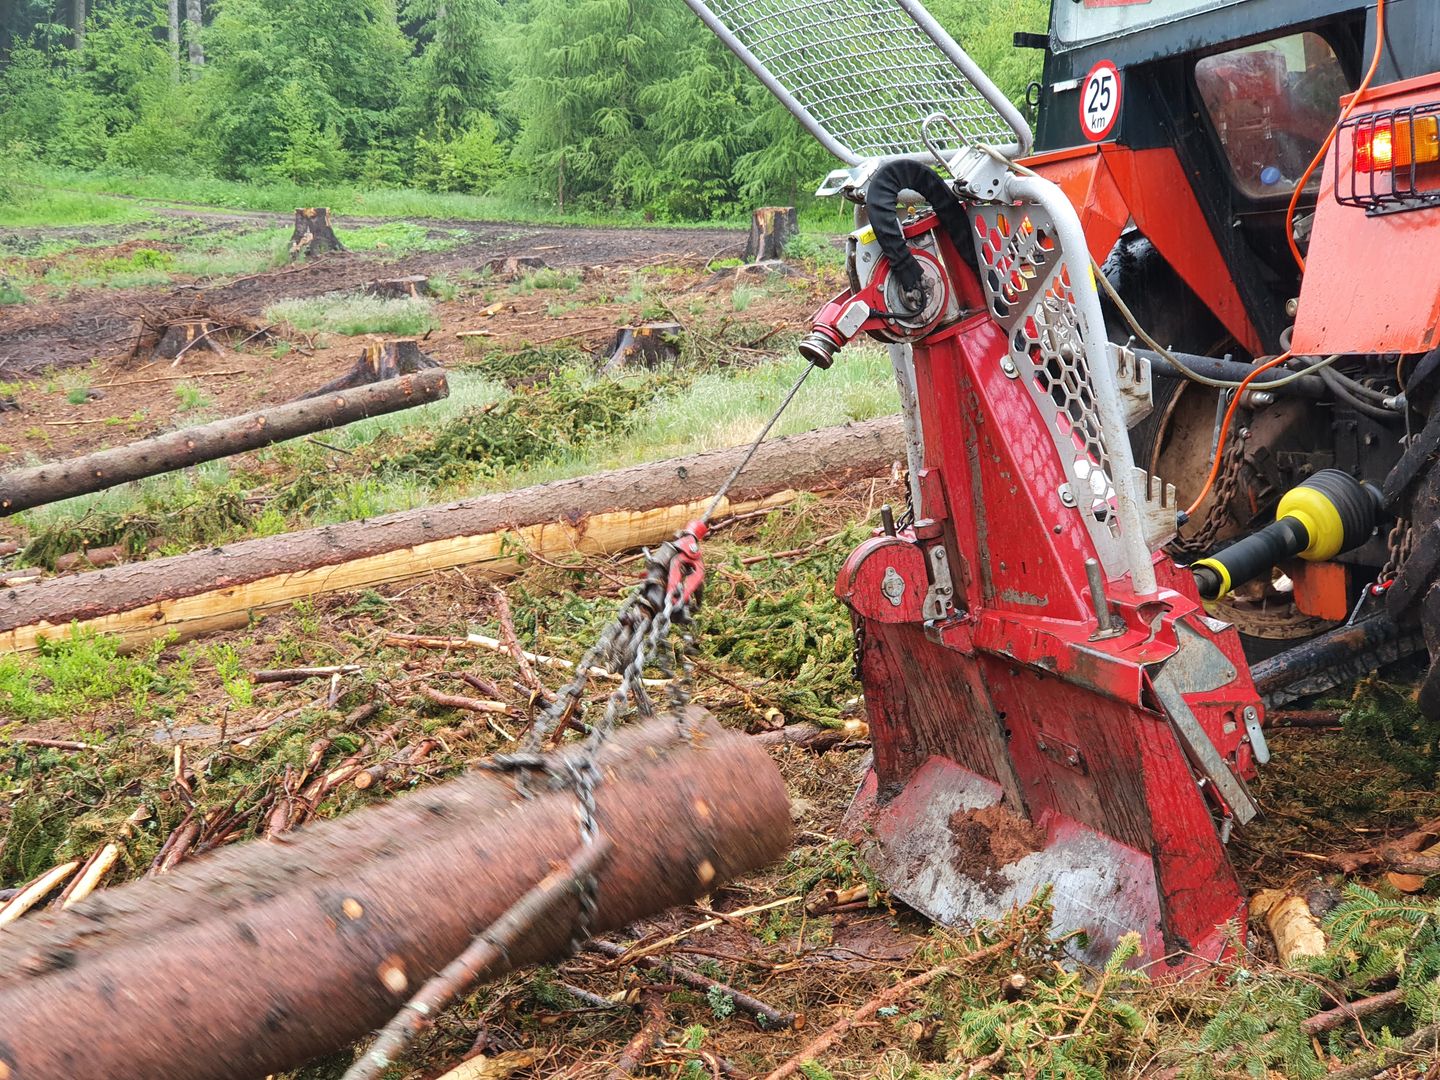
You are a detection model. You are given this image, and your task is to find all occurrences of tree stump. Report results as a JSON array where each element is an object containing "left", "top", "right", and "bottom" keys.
[
  {"left": 290, "top": 208, "right": 345, "bottom": 260},
  {"left": 482, "top": 255, "right": 549, "bottom": 279},
  {"left": 744, "top": 206, "right": 798, "bottom": 263},
  {"left": 297, "top": 339, "right": 442, "bottom": 400},
  {"left": 154, "top": 319, "right": 225, "bottom": 361},
  {"left": 603, "top": 323, "right": 683, "bottom": 373},
  {"left": 363, "top": 275, "right": 430, "bottom": 300}
]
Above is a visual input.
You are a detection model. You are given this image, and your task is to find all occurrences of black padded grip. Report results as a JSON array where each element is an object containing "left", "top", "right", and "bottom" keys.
[
  {"left": 864, "top": 160, "right": 971, "bottom": 294},
  {"left": 1197, "top": 518, "right": 1310, "bottom": 600}
]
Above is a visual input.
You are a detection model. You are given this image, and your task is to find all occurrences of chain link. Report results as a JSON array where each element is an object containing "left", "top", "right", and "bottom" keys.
[
  {"left": 1170, "top": 427, "right": 1245, "bottom": 559},
  {"left": 1379, "top": 515, "right": 1414, "bottom": 585},
  {"left": 481, "top": 362, "right": 813, "bottom": 950},
  {"left": 486, "top": 537, "right": 703, "bottom": 948}
]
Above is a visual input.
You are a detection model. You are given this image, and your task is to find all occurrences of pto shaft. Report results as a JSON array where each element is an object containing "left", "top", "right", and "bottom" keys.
[{"left": 1192, "top": 469, "right": 1382, "bottom": 601}]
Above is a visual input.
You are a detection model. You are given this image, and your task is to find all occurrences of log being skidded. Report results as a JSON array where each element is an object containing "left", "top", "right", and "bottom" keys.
[
  {"left": 0, "top": 415, "right": 904, "bottom": 654},
  {"left": 0, "top": 714, "right": 791, "bottom": 1080}
]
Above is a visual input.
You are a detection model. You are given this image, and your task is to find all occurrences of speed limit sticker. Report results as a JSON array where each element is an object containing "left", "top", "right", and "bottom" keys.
[{"left": 1079, "top": 60, "right": 1122, "bottom": 142}]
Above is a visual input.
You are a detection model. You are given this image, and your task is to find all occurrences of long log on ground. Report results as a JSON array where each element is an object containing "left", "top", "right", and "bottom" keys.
[
  {"left": 0, "top": 415, "right": 904, "bottom": 654},
  {"left": 0, "top": 370, "right": 449, "bottom": 517},
  {"left": 0, "top": 715, "right": 791, "bottom": 1080}
]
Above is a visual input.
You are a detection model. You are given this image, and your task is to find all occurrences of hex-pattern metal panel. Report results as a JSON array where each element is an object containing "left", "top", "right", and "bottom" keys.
[{"left": 970, "top": 202, "right": 1131, "bottom": 570}]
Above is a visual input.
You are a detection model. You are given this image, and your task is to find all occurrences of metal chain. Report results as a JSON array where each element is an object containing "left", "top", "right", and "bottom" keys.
[
  {"left": 484, "top": 360, "right": 817, "bottom": 949},
  {"left": 1379, "top": 516, "right": 1414, "bottom": 584},
  {"left": 1170, "top": 430, "right": 1245, "bottom": 558}
]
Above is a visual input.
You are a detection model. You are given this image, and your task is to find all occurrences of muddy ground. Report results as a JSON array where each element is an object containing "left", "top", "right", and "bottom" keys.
[{"left": 1, "top": 207, "right": 821, "bottom": 469}]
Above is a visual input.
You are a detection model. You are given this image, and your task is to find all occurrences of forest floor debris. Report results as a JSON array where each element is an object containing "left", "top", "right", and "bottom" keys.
[{"left": 3, "top": 484, "right": 1440, "bottom": 1078}]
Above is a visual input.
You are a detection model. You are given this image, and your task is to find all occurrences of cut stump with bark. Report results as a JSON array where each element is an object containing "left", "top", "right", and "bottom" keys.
[
  {"left": 603, "top": 323, "right": 683, "bottom": 372},
  {"left": 154, "top": 319, "right": 225, "bottom": 361},
  {"left": 745, "top": 206, "right": 798, "bottom": 262},
  {"left": 483, "top": 255, "right": 548, "bottom": 279},
  {"left": 0, "top": 715, "right": 791, "bottom": 1080},
  {"left": 0, "top": 370, "right": 449, "bottom": 517},
  {"left": 291, "top": 208, "right": 345, "bottom": 259},
  {"left": 363, "top": 275, "right": 430, "bottom": 300},
  {"left": 298, "top": 339, "right": 442, "bottom": 399}
]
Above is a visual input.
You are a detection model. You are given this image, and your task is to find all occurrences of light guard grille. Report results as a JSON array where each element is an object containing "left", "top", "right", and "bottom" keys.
[{"left": 1336, "top": 103, "right": 1440, "bottom": 214}]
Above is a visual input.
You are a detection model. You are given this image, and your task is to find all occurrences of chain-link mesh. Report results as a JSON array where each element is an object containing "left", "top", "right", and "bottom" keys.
[{"left": 690, "top": 0, "right": 1019, "bottom": 161}]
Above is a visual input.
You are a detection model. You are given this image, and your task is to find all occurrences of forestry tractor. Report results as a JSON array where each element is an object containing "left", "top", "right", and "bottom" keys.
[{"left": 685, "top": 0, "right": 1440, "bottom": 970}]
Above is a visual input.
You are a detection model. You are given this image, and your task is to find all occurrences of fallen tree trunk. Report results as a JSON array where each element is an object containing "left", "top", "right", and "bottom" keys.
[
  {"left": 0, "top": 370, "right": 449, "bottom": 517},
  {"left": 0, "top": 715, "right": 791, "bottom": 1080},
  {"left": 0, "top": 415, "right": 903, "bottom": 654}
]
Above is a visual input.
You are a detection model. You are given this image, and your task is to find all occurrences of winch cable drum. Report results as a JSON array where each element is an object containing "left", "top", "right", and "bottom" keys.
[{"left": 1191, "top": 469, "right": 1384, "bottom": 601}]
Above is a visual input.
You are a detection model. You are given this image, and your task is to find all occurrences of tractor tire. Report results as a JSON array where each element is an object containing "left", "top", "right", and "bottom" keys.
[{"left": 1101, "top": 234, "right": 1329, "bottom": 661}]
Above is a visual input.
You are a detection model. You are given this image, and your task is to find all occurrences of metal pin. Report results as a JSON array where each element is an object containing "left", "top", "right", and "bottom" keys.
[{"left": 1084, "top": 558, "right": 1112, "bottom": 632}]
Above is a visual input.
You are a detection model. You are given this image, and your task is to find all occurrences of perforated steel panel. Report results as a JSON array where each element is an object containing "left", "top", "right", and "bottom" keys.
[
  {"left": 971, "top": 203, "right": 1132, "bottom": 570},
  {"left": 683, "top": 0, "right": 1029, "bottom": 164}
]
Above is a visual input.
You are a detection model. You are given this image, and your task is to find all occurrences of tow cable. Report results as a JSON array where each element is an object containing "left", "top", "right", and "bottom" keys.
[{"left": 344, "top": 359, "right": 820, "bottom": 1079}]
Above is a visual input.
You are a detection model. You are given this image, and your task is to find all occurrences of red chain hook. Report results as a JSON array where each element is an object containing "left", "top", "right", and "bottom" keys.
[{"left": 666, "top": 520, "right": 709, "bottom": 607}]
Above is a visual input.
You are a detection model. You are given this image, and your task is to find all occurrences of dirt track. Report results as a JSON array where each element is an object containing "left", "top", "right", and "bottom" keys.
[{"left": 0, "top": 213, "right": 745, "bottom": 377}]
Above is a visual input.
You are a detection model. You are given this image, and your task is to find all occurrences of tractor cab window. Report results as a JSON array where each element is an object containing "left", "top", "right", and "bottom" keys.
[{"left": 1195, "top": 33, "right": 1349, "bottom": 198}]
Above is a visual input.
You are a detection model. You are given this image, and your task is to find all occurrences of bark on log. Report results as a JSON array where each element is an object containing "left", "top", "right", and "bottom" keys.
[
  {"left": 0, "top": 370, "right": 448, "bottom": 517},
  {"left": 297, "top": 339, "right": 441, "bottom": 400},
  {"left": 745, "top": 207, "right": 797, "bottom": 263},
  {"left": 291, "top": 208, "right": 345, "bottom": 259},
  {"left": 0, "top": 415, "right": 904, "bottom": 653},
  {"left": 0, "top": 715, "right": 791, "bottom": 1080}
]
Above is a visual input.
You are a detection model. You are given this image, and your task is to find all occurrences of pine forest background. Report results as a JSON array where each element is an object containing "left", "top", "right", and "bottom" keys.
[{"left": 0, "top": 0, "right": 1047, "bottom": 224}]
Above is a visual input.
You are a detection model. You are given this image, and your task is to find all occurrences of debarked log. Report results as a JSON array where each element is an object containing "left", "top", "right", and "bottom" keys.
[
  {"left": 0, "top": 715, "right": 791, "bottom": 1080},
  {"left": 0, "top": 415, "right": 904, "bottom": 653},
  {"left": 0, "top": 370, "right": 449, "bottom": 517}
]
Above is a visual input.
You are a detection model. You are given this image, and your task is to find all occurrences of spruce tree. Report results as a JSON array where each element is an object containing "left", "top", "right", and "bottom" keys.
[{"left": 504, "top": 0, "right": 686, "bottom": 211}]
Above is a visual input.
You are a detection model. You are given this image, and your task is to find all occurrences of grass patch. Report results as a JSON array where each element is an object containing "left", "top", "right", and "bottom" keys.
[
  {"left": 0, "top": 184, "right": 150, "bottom": 227},
  {"left": 265, "top": 293, "right": 439, "bottom": 337},
  {"left": 19, "top": 165, "right": 747, "bottom": 228},
  {"left": 174, "top": 228, "right": 290, "bottom": 278},
  {"left": 494, "top": 347, "right": 897, "bottom": 491},
  {"left": 174, "top": 382, "right": 213, "bottom": 412},
  {"left": 339, "top": 222, "right": 469, "bottom": 256},
  {"left": 511, "top": 268, "right": 582, "bottom": 293},
  {"left": 0, "top": 279, "right": 25, "bottom": 304},
  {"left": 0, "top": 629, "right": 168, "bottom": 723}
]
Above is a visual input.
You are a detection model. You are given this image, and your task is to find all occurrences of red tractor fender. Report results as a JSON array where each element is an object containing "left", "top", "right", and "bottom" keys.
[
  {"left": 1293, "top": 71, "right": 1440, "bottom": 356},
  {"left": 1020, "top": 144, "right": 1264, "bottom": 357}
]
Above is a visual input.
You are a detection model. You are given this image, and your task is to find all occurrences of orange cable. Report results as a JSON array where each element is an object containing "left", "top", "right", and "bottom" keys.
[
  {"left": 1285, "top": 0, "right": 1388, "bottom": 272},
  {"left": 1184, "top": 352, "right": 1293, "bottom": 518}
]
